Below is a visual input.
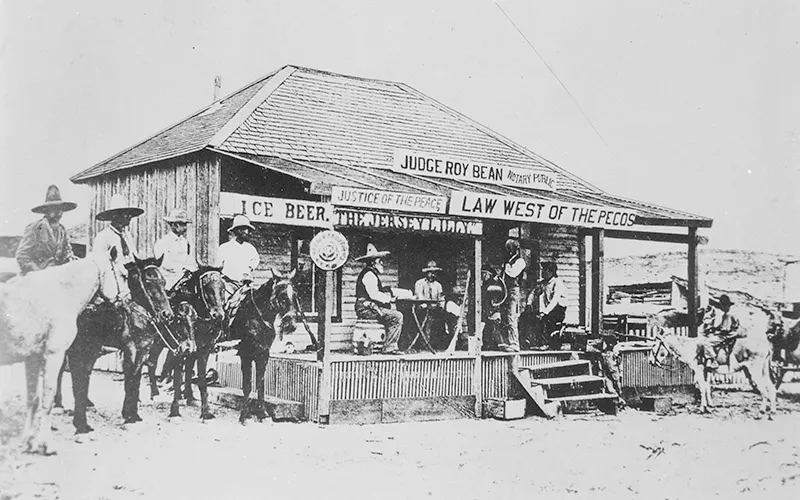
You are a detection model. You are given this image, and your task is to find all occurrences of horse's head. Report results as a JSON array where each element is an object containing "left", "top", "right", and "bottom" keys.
[
  {"left": 647, "top": 335, "right": 671, "bottom": 367},
  {"left": 185, "top": 266, "right": 225, "bottom": 323},
  {"left": 765, "top": 309, "right": 785, "bottom": 343},
  {"left": 174, "top": 301, "right": 198, "bottom": 354},
  {"left": 269, "top": 268, "right": 298, "bottom": 338},
  {"left": 125, "top": 255, "right": 174, "bottom": 324}
]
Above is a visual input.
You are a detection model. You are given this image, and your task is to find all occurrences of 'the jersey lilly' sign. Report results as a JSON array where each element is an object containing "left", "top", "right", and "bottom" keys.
[
  {"left": 390, "top": 149, "right": 557, "bottom": 191},
  {"left": 331, "top": 186, "right": 447, "bottom": 214},
  {"left": 220, "top": 192, "right": 333, "bottom": 228},
  {"left": 449, "top": 191, "right": 637, "bottom": 229},
  {"left": 335, "top": 208, "right": 483, "bottom": 236}
]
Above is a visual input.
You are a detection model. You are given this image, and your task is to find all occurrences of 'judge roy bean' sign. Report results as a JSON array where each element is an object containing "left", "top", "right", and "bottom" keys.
[
  {"left": 449, "top": 191, "right": 637, "bottom": 229},
  {"left": 390, "top": 149, "right": 557, "bottom": 191},
  {"left": 219, "top": 192, "right": 333, "bottom": 229}
]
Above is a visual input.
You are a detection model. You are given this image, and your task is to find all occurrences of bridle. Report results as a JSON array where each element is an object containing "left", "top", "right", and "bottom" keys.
[
  {"left": 131, "top": 263, "right": 185, "bottom": 354},
  {"left": 649, "top": 336, "right": 682, "bottom": 373}
]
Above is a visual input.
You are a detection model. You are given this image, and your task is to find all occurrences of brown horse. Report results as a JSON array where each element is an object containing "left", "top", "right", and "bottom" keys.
[
  {"left": 62, "top": 256, "right": 193, "bottom": 433},
  {"left": 770, "top": 316, "right": 800, "bottom": 389},
  {"left": 230, "top": 270, "right": 297, "bottom": 423},
  {"left": 145, "top": 266, "right": 226, "bottom": 420},
  {"left": 0, "top": 255, "right": 119, "bottom": 454}
]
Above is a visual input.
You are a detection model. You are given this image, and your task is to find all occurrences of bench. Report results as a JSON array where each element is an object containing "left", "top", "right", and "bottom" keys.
[{"left": 352, "top": 319, "right": 385, "bottom": 355}]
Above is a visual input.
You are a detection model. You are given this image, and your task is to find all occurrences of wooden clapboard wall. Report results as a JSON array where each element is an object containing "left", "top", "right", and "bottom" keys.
[{"left": 85, "top": 152, "right": 221, "bottom": 265}]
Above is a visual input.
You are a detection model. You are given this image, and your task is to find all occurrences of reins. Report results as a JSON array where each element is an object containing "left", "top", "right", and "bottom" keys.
[
  {"left": 133, "top": 264, "right": 184, "bottom": 354},
  {"left": 249, "top": 286, "right": 276, "bottom": 335},
  {"left": 650, "top": 337, "right": 684, "bottom": 373}
]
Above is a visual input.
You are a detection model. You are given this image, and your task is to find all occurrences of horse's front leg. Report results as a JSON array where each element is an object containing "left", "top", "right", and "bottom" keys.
[
  {"left": 53, "top": 356, "right": 68, "bottom": 410},
  {"left": 169, "top": 355, "right": 183, "bottom": 418},
  {"left": 70, "top": 345, "right": 102, "bottom": 434},
  {"left": 145, "top": 345, "right": 163, "bottom": 399},
  {"left": 121, "top": 345, "right": 144, "bottom": 423},
  {"left": 183, "top": 355, "right": 197, "bottom": 404},
  {"left": 239, "top": 355, "right": 253, "bottom": 423},
  {"left": 254, "top": 356, "right": 268, "bottom": 422},
  {"left": 197, "top": 352, "right": 215, "bottom": 420}
]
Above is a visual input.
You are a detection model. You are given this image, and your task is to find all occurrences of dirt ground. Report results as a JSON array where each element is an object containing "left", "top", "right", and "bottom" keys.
[{"left": 1, "top": 367, "right": 799, "bottom": 500}]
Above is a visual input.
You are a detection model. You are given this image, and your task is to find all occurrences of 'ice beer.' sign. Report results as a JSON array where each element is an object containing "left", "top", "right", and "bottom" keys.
[{"left": 219, "top": 192, "right": 333, "bottom": 228}]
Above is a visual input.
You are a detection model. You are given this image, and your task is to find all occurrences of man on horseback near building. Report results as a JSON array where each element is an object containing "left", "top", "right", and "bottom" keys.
[
  {"left": 16, "top": 185, "right": 78, "bottom": 275},
  {"left": 93, "top": 194, "right": 143, "bottom": 298},
  {"left": 154, "top": 208, "right": 198, "bottom": 292},
  {"left": 701, "top": 294, "right": 741, "bottom": 369},
  {"left": 215, "top": 214, "right": 260, "bottom": 320}
]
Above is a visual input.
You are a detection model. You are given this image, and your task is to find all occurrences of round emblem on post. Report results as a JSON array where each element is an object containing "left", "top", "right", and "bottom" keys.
[{"left": 310, "top": 230, "right": 349, "bottom": 271}]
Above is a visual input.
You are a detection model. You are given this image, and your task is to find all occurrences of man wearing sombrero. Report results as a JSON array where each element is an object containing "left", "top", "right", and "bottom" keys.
[
  {"left": 354, "top": 243, "right": 404, "bottom": 355},
  {"left": 93, "top": 193, "right": 144, "bottom": 297},
  {"left": 153, "top": 208, "right": 198, "bottom": 290},
  {"left": 16, "top": 185, "right": 78, "bottom": 274},
  {"left": 414, "top": 260, "right": 445, "bottom": 349},
  {"left": 701, "top": 294, "right": 741, "bottom": 369}
]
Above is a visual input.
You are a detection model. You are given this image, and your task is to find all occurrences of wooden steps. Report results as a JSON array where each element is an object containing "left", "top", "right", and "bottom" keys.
[{"left": 513, "top": 358, "right": 618, "bottom": 417}]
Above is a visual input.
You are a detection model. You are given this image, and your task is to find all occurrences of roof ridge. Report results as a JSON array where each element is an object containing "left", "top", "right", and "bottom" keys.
[
  {"left": 70, "top": 67, "right": 283, "bottom": 182},
  {"left": 395, "top": 82, "right": 604, "bottom": 194}
]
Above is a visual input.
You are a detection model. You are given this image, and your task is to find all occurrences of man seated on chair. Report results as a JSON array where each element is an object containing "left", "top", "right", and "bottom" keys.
[
  {"left": 414, "top": 260, "right": 446, "bottom": 350},
  {"left": 701, "top": 294, "right": 741, "bottom": 369},
  {"left": 354, "top": 243, "right": 404, "bottom": 355}
]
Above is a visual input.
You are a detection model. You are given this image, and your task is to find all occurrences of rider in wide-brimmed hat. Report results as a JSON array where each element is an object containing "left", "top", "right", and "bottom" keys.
[
  {"left": 702, "top": 294, "right": 740, "bottom": 369},
  {"left": 154, "top": 208, "right": 198, "bottom": 290},
  {"left": 93, "top": 194, "right": 143, "bottom": 297},
  {"left": 215, "top": 214, "right": 260, "bottom": 299},
  {"left": 354, "top": 243, "right": 404, "bottom": 354},
  {"left": 16, "top": 185, "right": 78, "bottom": 274}
]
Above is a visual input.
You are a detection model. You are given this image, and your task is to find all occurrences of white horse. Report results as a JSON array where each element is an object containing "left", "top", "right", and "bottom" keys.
[
  {"left": 0, "top": 254, "right": 118, "bottom": 454},
  {"left": 648, "top": 304, "right": 779, "bottom": 419}
]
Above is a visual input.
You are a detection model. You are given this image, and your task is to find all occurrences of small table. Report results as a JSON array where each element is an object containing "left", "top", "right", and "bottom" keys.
[{"left": 395, "top": 298, "right": 442, "bottom": 354}]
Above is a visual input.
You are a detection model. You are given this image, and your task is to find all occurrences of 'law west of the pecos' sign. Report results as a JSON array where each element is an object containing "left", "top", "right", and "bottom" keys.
[
  {"left": 449, "top": 191, "right": 637, "bottom": 229},
  {"left": 390, "top": 149, "right": 557, "bottom": 191},
  {"left": 219, "top": 192, "right": 333, "bottom": 228}
]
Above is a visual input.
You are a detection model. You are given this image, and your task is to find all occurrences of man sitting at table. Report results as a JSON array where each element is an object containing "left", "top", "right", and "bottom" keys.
[
  {"left": 354, "top": 243, "right": 404, "bottom": 355},
  {"left": 414, "top": 260, "right": 446, "bottom": 349}
]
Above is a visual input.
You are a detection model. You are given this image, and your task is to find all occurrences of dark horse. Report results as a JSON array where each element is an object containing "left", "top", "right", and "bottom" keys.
[
  {"left": 145, "top": 267, "right": 226, "bottom": 420},
  {"left": 231, "top": 270, "right": 297, "bottom": 423},
  {"left": 58, "top": 256, "right": 195, "bottom": 432}
]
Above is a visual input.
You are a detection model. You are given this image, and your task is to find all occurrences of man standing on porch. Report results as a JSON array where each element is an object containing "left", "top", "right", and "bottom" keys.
[
  {"left": 354, "top": 243, "right": 404, "bottom": 355},
  {"left": 501, "top": 238, "right": 526, "bottom": 352}
]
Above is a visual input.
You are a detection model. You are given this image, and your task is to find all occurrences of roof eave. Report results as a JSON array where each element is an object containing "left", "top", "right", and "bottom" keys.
[{"left": 634, "top": 216, "right": 713, "bottom": 229}]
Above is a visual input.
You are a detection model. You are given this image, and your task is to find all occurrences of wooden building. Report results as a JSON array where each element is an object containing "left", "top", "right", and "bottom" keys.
[{"left": 71, "top": 65, "right": 712, "bottom": 423}]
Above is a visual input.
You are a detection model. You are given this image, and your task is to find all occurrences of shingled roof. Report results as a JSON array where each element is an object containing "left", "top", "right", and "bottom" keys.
[{"left": 71, "top": 65, "right": 712, "bottom": 227}]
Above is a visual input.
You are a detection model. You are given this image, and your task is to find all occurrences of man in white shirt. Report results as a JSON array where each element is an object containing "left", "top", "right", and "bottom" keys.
[
  {"left": 414, "top": 260, "right": 445, "bottom": 349},
  {"left": 93, "top": 194, "right": 144, "bottom": 298},
  {"left": 500, "top": 238, "right": 526, "bottom": 352},
  {"left": 534, "top": 261, "right": 568, "bottom": 349},
  {"left": 153, "top": 208, "right": 198, "bottom": 290},
  {"left": 354, "top": 243, "right": 404, "bottom": 354},
  {"left": 216, "top": 214, "right": 260, "bottom": 299}
]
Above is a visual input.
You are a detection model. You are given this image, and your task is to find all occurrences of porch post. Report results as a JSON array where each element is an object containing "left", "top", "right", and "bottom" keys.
[
  {"left": 473, "top": 237, "right": 483, "bottom": 417},
  {"left": 688, "top": 226, "right": 699, "bottom": 338},
  {"left": 590, "top": 229, "right": 605, "bottom": 336},
  {"left": 578, "top": 230, "right": 587, "bottom": 327},
  {"left": 317, "top": 270, "right": 334, "bottom": 423}
]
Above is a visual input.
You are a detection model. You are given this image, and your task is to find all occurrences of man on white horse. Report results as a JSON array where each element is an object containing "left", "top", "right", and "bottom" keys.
[
  {"left": 701, "top": 294, "right": 741, "bottom": 369},
  {"left": 16, "top": 185, "right": 78, "bottom": 274}
]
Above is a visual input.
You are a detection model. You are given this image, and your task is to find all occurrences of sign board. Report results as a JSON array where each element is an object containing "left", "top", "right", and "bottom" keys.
[
  {"left": 330, "top": 186, "right": 447, "bottom": 214},
  {"left": 219, "top": 193, "right": 332, "bottom": 229},
  {"left": 449, "top": 191, "right": 637, "bottom": 229},
  {"left": 310, "top": 230, "right": 349, "bottom": 271},
  {"left": 391, "top": 149, "right": 557, "bottom": 191},
  {"left": 335, "top": 208, "right": 482, "bottom": 236}
]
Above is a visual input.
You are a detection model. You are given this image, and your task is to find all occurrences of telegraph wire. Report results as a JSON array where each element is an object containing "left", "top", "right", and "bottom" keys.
[{"left": 495, "top": 2, "right": 611, "bottom": 150}]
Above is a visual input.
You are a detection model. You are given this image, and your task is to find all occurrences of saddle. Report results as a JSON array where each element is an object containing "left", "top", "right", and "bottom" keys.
[{"left": 224, "top": 282, "right": 255, "bottom": 328}]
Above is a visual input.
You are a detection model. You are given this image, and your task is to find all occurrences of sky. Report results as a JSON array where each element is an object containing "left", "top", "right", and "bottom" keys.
[{"left": 1, "top": 0, "right": 798, "bottom": 258}]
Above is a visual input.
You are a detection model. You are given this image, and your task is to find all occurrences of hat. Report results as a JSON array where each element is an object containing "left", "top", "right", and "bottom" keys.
[
  {"left": 163, "top": 208, "right": 191, "bottom": 224},
  {"left": 31, "top": 185, "right": 77, "bottom": 214},
  {"left": 228, "top": 214, "right": 255, "bottom": 232},
  {"left": 96, "top": 194, "right": 143, "bottom": 221},
  {"left": 717, "top": 294, "right": 734, "bottom": 308},
  {"left": 422, "top": 260, "right": 442, "bottom": 273},
  {"left": 505, "top": 238, "right": 520, "bottom": 253},
  {"left": 354, "top": 243, "right": 390, "bottom": 262}
]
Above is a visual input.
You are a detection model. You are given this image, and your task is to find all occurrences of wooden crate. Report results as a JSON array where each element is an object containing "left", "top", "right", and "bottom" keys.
[{"left": 483, "top": 398, "right": 527, "bottom": 420}]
